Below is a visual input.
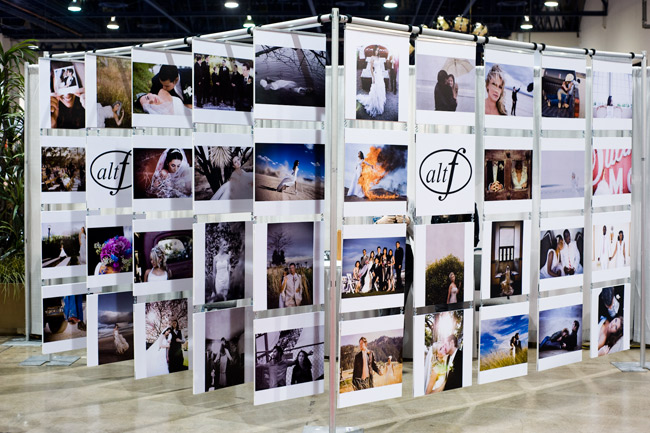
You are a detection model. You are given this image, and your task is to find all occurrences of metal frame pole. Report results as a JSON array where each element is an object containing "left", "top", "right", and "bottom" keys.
[
  {"left": 640, "top": 51, "right": 648, "bottom": 369},
  {"left": 23, "top": 61, "right": 32, "bottom": 341}
]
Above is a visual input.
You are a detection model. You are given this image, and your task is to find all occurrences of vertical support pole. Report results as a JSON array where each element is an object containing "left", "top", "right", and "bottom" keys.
[
  {"left": 328, "top": 7, "right": 340, "bottom": 433},
  {"left": 640, "top": 51, "right": 647, "bottom": 368},
  {"left": 23, "top": 61, "right": 32, "bottom": 342}
]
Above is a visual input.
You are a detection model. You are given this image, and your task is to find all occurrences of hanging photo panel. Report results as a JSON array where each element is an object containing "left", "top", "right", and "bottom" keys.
[
  {"left": 343, "top": 128, "right": 408, "bottom": 217},
  {"left": 481, "top": 219, "right": 531, "bottom": 300},
  {"left": 253, "top": 220, "right": 324, "bottom": 311},
  {"left": 484, "top": 136, "right": 533, "bottom": 214},
  {"left": 134, "top": 297, "right": 192, "bottom": 379},
  {"left": 193, "top": 306, "right": 250, "bottom": 394},
  {"left": 590, "top": 284, "right": 630, "bottom": 358},
  {"left": 41, "top": 210, "right": 87, "bottom": 280},
  {"left": 86, "top": 136, "right": 132, "bottom": 209},
  {"left": 132, "top": 48, "right": 193, "bottom": 128},
  {"left": 40, "top": 136, "right": 86, "bottom": 205},
  {"left": 85, "top": 54, "right": 132, "bottom": 128},
  {"left": 132, "top": 135, "right": 193, "bottom": 212},
  {"left": 413, "top": 308, "right": 473, "bottom": 397},
  {"left": 338, "top": 314, "right": 404, "bottom": 408},
  {"left": 87, "top": 291, "right": 134, "bottom": 367},
  {"left": 538, "top": 216, "right": 585, "bottom": 292},
  {"left": 478, "top": 302, "right": 529, "bottom": 385},
  {"left": 483, "top": 48, "right": 535, "bottom": 129},
  {"left": 254, "top": 311, "right": 325, "bottom": 405},
  {"left": 344, "top": 25, "right": 410, "bottom": 123},
  {"left": 592, "top": 137, "right": 632, "bottom": 208},
  {"left": 414, "top": 222, "right": 474, "bottom": 308},
  {"left": 415, "top": 133, "right": 475, "bottom": 216},
  {"left": 592, "top": 211, "right": 631, "bottom": 283},
  {"left": 340, "top": 224, "right": 406, "bottom": 313},
  {"left": 415, "top": 38, "right": 476, "bottom": 126},
  {"left": 133, "top": 218, "right": 193, "bottom": 296},
  {"left": 537, "top": 292, "right": 583, "bottom": 371},
  {"left": 253, "top": 28, "right": 326, "bottom": 122},
  {"left": 541, "top": 54, "right": 587, "bottom": 130},
  {"left": 39, "top": 58, "right": 86, "bottom": 129},
  {"left": 86, "top": 213, "right": 135, "bottom": 289},
  {"left": 540, "top": 138, "right": 585, "bottom": 212},
  {"left": 192, "top": 38, "right": 254, "bottom": 125},
  {"left": 253, "top": 128, "right": 325, "bottom": 217},
  {"left": 592, "top": 59, "right": 633, "bottom": 130},
  {"left": 42, "top": 283, "right": 88, "bottom": 355},
  {"left": 193, "top": 221, "right": 253, "bottom": 306},
  {"left": 194, "top": 132, "right": 254, "bottom": 215}
]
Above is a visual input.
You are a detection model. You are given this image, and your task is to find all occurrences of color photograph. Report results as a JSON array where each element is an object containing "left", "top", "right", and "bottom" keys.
[
  {"left": 539, "top": 304, "right": 582, "bottom": 359},
  {"left": 204, "top": 222, "right": 246, "bottom": 304},
  {"left": 541, "top": 68, "right": 586, "bottom": 119},
  {"left": 487, "top": 220, "right": 525, "bottom": 299},
  {"left": 143, "top": 298, "right": 189, "bottom": 377},
  {"left": 541, "top": 149, "right": 585, "bottom": 200},
  {"left": 484, "top": 61, "right": 533, "bottom": 118},
  {"left": 43, "top": 295, "right": 87, "bottom": 343},
  {"left": 193, "top": 53, "right": 253, "bottom": 112},
  {"left": 424, "top": 223, "right": 466, "bottom": 306},
  {"left": 132, "top": 62, "right": 192, "bottom": 117},
  {"left": 133, "top": 229, "right": 193, "bottom": 283},
  {"left": 194, "top": 144, "right": 253, "bottom": 202},
  {"left": 87, "top": 225, "right": 133, "bottom": 277},
  {"left": 416, "top": 52, "right": 475, "bottom": 114},
  {"left": 133, "top": 147, "right": 192, "bottom": 199},
  {"left": 44, "top": 59, "right": 86, "bottom": 129},
  {"left": 539, "top": 227, "right": 584, "bottom": 280},
  {"left": 95, "top": 55, "right": 132, "bottom": 128},
  {"left": 204, "top": 307, "right": 246, "bottom": 392},
  {"left": 353, "top": 41, "right": 401, "bottom": 121},
  {"left": 592, "top": 147, "right": 631, "bottom": 198},
  {"left": 592, "top": 213, "right": 630, "bottom": 280},
  {"left": 41, "top": 146, "right": 85, "bottom": 194},
  {"left": 593, "top": 72, "right": 633, "bottom": 120},
  {"left": 422, "top": 310, "right": 466, "bottom": 394},
  {"left": 592, "top": 285, "right": 627, "bottom": 357},
  {"left": 41, "top": 221, "right": 86, "bottom": 269},
  {"left": 485, "top": 149, "right": 532, "bottom": 203},
  {"left": 97, "top": 291, "right": 134, "bottom": 365},
  {"left": 480, "top": 312, "right": 528, "bottom": 371}
]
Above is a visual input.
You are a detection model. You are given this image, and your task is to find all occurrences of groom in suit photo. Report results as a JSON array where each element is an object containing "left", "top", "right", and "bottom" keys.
[
  {"left": 352, "top": 336, "right": 383, "bottom": 390},
  {"left": 150, "top": 64, "right": 193, "bottom": 107},
  {"left": 443, "top": 334, "right": 463, "bottom": 391}
]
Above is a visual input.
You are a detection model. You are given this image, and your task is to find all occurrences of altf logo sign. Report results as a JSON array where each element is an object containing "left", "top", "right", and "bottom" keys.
[
  {"left": 419, "top": 148, "right": 472, "bottom": 201},
  {"left": 90, "top": 150, "right": 132, "bottom": 195}
]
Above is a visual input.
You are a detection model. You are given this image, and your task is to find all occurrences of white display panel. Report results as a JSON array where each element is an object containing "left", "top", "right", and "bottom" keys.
[
  {"left": 483, "top": 48, "right": 535, "bottom": 129},
  {"left": 540, "top": 54, "right": 587, "bottom": 130},
  {"left": 590, "top": 284, "right": 630, "bottom": 358},
  {"left": 192, "top": 38, "right": 254, "bottom": 125},
  {"left": 591, "top": 211, "right": 631, "bottom": 283},
  {"left": 592, "top": 137, "right": 632, "bottom": 208},
  {"left": 42, "top": 283, "right": 88, "bottom": 355},
  {"left": 132, "top": 135, "right": 193, "bottom": 212},
  {"left": 87, "top": 291, "right": 134, "bottom": 367},
  {"left": 86, "top": 136, "right": 133, "bottom": 209},
  {"left": 413, "top": 308, "right": 473, "bottom": 397},
  {"left": 85, "top": 53, "right": 132, "bottom": 129},
  {"left": 131, "top": 48, "right": 193, "bottom": 128},
  {"left": 41, "top": 210, "right": 87, "bottom": 280},
  {"left": 480, "top": 219, "right": 531, "bottom": 300},
  {"left": 254, "top": 311, "right": 325, "bottom": 405},
  {"left": 414, "top": 222, "right": 474, "bottom": 307},
  {"left": 253, "top": 29, "right": 326, "bottom": 122},
  {"left": 538, "top": 216, "right": 585, "bottom": 292},
  {"left": 40, "top": 136, "right": 86, "bottom": 205},
  {"left": 592, "top": 59, "right": 633, "bottom": 130},
  {"left": 193, "top": 132, "right": 254, "bottom": 214},
  {"left": 415, "top": 38, "right": 476, "bottom": 126},
  {"left": 39, "top": 58, "right": 86, "bottom": 129},
  {"left": 344, "top": 26, "right": 410, "bottom": 123},
  {"left": 537, "top": 292, "right": 583, "bottom": 371},
  {"left": 415, "top": 133, "right": 475, "bottom": 216},
  {"left": 338, "top": 314, "right": 404, "bottom": 408},
  {"left": 253, "top": 128, "right": 325, "bottom": 216},
  {"left": 253, "top": 220, "right": 324, "bottom": 311},
  {"left": 478, "top": 302, "right": 529, "bottom": 385},
  {"left": 540, "top": 138, "right": 585, "bottom": 212},
  {"left": 343, "top": 128, "right": 408, "bottom": 217},
  {"left": 86, "top": 213, "right": 135, "bottom": 289}
]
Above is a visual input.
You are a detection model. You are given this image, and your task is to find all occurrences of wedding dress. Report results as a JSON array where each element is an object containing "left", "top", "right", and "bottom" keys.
[
  {"left": 78, "top": 230, "right": 87, "bottom": 265},
  {"left": 213, "top": 255, "right": 230, "bottom": 298},
  {"left": 615, "top": 240, "right": 626, "bottom": 268},
  {"left": 114, "top": 328, "right": 129, "bottom": 354},
  {"left": 148, "top": 148, "right": 192, "bottom": 198},
  {"left": 276, "top": 167, "right": 298, "bottom": 191},
  {"left": 147, "top": 269, "right": 169, "bottom": 281},
  {"left": 539, "top": 249, "right": 562, "bottom": 279},
  {"left": 210, "top": 168, "right": 254, "bottom": 201},
  {"left": 145, "top": 333, "right": 170, "bottom": 377},
  {"left": 97, "top": 104, "right": 114, "bottom": 127},
  {"left": 357, "top": 56, "right": 387, "bottom": 118},
  {"left": 347, "top": 159, "right": 367, "bottom": 198},
  {"left": 360, "top": 265, "right": 372, "bottom": 293}
]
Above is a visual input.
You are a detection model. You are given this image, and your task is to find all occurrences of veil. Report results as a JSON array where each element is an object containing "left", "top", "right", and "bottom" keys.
[{"left": 148, "top": 148, "right": 192, "bottom": 198}]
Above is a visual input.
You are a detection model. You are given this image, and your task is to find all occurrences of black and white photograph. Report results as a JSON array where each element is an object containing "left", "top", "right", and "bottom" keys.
[
  {"left": 538, "top": 292, "right": 582, "bottom": 371},
  {"left": 86, "top": 291, "right": 134, "bottom": 367},
  {"left": 540, "top": 138, "right": 585, "bottom": 212},
  {"left": 590, "top": 284, "right": 630, "bottom": 358},
  {"left": 254, "top": 29, "right": 326, "bottom": 121},
  {"left": 201, "top": 222, "right": 248, "bottom": 304},
  {"left": 592, "top": 59, "right": 633, "bottom": 130},
  {"left": 41, "top": 211, "right": 87, "bottom": 280},
  {"left": 415, "top": 39, "right": 476, "bottom": 126},
  {"left": 86, "top": 136, "right": 133, "bottom": 209},
  {"left": 592, "top": 211, "right": 631, "bottom": 283},
  {"left": 41, "top": 282, "right": 88, "bottom": 354},
  {"left": 39, "top": 58, "right": 86, "bottom": 129},
  {"left": 40, "top": 136, "right": 86, "bottom": 204},
  {"left": 338, "top": 314, "right": 403, "bottom": 408},
  {"left": 345, "top": 27, "right": 409, "bottom": 122},
  {"left": 132, "top": 48, "right": 192, "bottom": 128},
  {"left": 194, "top": 132, "right": 254, "bottom": 214},
  {"left": 254, "top": 312, "right": 325, "bottom": 405},
  {"left": 85, "top": 54, "right": 132, "bottom": 128},
  {"left": 541, "top": 54, "right": 586, "bottom": 130},
  {"left": 539, "top": 217, "right": 584, "bottom": 292},
  {"left": 193, "top": 38, "right": 254, "bottom": 125},
  {"left": 86, "top": 214, "right": 134, "bottom": 289}
]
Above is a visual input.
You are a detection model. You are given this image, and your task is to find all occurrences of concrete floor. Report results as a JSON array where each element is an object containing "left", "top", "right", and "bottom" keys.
[{"left": 1, "top": 336, "right": 648, "bottom": 432}]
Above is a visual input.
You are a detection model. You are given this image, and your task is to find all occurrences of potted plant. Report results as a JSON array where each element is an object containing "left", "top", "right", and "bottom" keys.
[{"left": 0, "top": 39, "right": 38, "bottom": 334}]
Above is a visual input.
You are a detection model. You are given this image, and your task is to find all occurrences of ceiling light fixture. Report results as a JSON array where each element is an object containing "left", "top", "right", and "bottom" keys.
[
  {"left": 383, "top": 1, "right": 398, "bottom": 9},
  {"left": 520, "top": 15, "right": 533, "bottom": 30},
  {"left": 224, "top": 1, "right": 239, "bottom": 8},
  {"left": 544, "top": 1, "right": 559, "bottom": 7},
  {"left": 384, "top": 15, "right": 390, "bottom": 21},
  {"left": 107, "top": 16, "right": 120, "bottom": 30},
  {"left": 243, "top": 15, "right": 255, "bottom": 28},
  {"left": 68, "top": 0, "right": 81, "bottom": 12}
]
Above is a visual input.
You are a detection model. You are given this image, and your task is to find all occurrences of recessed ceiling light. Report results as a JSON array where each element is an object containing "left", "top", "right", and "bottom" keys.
[
  {"left": 68, "top": 0, "right": 81, "bottom": 12},
  {"left": 544, "top": 1, "right": 559, "bottom": 7},
  {"left": 384, "top": 15, "right": 390, "bottom": 21},
  {"left": 224, "top": 1, "right": 239, "bottom": 8},
  {"left": 107, "top": 16, "right": 119, "bottom": 30},
  {"left": 243, "top": 15, "right": 254, "bottom": 28},
  {"left": 383, "top": 1, "right": 398, "bottom": 9},
  {"left": 520, "top": 15, "right": 533, "bottom": 30}
]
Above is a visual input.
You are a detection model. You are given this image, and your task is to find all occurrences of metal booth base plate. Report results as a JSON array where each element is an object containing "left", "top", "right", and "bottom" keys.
[
  {"left": 2, "top": 337, "right": 42, "bottom": 347},
  {"left": 303, "top": 427, "right": 363, "bottom": 433},
  {"left": 19, "top": 355, "right": 49, "bottom": 366},
  {"left": 47, "top": 355, "right": 80, "bottom": 366},
  {"left": 611, "top": 361, "right": 650, "bottom": 372}
]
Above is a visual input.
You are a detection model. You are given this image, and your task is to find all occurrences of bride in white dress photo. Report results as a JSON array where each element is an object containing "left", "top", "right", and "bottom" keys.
[
  {"left": 113, "top": 324, "right": 130, "bottom": 355},
  {"left": 210, "top": 154, "right": 254, "bottom": 200},
  {"left": 145, "top": 327, "right": 171, "bottom": 377},
  {"left": 357, "top": 46, "right": 387, "bottom": 118},
  {"left": 144, "top": 246, "right": 171, "bottom": 282},
  {"left": 347, "top": 151, "right": 375, "bottom": 199},
  {"left": 212, "top": 239, "right": 231, "bottom": 301},
  {"left": 276, "top": 160, "right": 300, "bottom": 194},
  {"left": 147, "top": 148, "right": 192, "bottom": 199},
  {"left": 135, "top": 89, "right": 191, "bottom": 117}
]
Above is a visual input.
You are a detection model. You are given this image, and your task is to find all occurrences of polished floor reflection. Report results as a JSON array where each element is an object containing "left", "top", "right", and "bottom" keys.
[{"left": 1, "top": 336, "right": 648, "bottom": 432}]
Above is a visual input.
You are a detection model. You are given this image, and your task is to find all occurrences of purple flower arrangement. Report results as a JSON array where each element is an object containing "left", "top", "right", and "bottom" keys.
[{"left": 94, "top": 235, "right": 133, "bottom": 273}]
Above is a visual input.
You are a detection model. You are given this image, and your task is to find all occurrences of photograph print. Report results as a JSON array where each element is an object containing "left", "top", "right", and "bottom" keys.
[
  {"left": 415, "top": 39, "right": 476, "bottom": 125},
  {"left": 203, "top": 222, "right": 247, "bottom": 304},
  {"left": 40, "top": 58, "right": 86, "bottom": 129},
  {"left": 41, "top": 212, "right": 86, "bottom": 279},
  {"left": 538, "top": 293, "right": 582, "bottom": 371},
  {"left": 194, "top": 135, "right": 254, "bottom": 214},
  {"left": 88, "top": 55, "right": 132, "bottom": 128},
  {"left": 41, "top": 143, "right": 86, "bottom": 204},
  {"left": 592, "top": 211, "right": 631, "bottom": 282},
  {"left": 203, "top": 307, "right": 246, "bottom": 393},
  {"left": 254, "top": 29, "right": 326, "bottom": 121},
  {"left": 95, "top": 291, "right": 134, "bottom": 365},
  {"left": 140, "top": 298, "right": 189, "bottom": 378},
  {"left": 133, "top": 228, "right": 193, "bottom": 285},
  {"left": 478, "top": 302, "right": 529, "bottom": 384},
  {"left": 484, "top": 148, "right": 532, "bottom": 204},
  {"left": 43, "top": 294, "right": 87, "bottom": 350},
  {"left": 592, "top": 59, "right": 633, "bottom": 129},
  {"left": 483, "top": 220, "right": 529, "bottom": 299},
  {"left": 254, "top": 312, "right": 325, "bottom": 405},
  {"left": 541, "top": 56, "right": 586, "bottom": 121},
  {"left": 133, "top": 147, "right": 192, "bottom": 201},
  {"left": 539, "top": 217, "right": 584, "bottom": 292},
  {"left": 540, "top": 139, "right": 585, "bottom": 211},
  {"left": 591, "top": 285, "right": 629, "bottom": 358},
  {"left": 86, "top": 220, "right": 133, "bottom": 288},
  {"left": 592, "top": 139, "right": 632, "bottom": 207}
]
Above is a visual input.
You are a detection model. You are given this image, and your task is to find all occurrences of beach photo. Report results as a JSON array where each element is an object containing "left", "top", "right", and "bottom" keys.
[
  {"left": 97, "top": 291, "right": 134, "bottom": 365},
  {"left": 204, "top": 307, "right": 246, "bottom": 392},
  {"left": 254, "top": 142, "right": 325, "bottom": 203},
  {"left": 41, "top": 221, "right": 86, "bottom": 269},
  {"left": 95, "top": 56, "right": 132, "bottom": 128},
  {"left": 488, "top": 220, "right": 525, "bottom": 299},
  {"left": 45, "top": 60, "right": 86, "bottom": 129},
  {"left": 87, "top": 225, "right": 133, "bottom": 276},
  {"left": 592, "top": 285, "right": 627, "bottom": 357},
  {"left": 539, "top": 227, "right": 584, "bottom": 280},
  {"left": 41, "top": 146, "right": 85, "bottom": 194},
  {"left": 204, "top": 222, "right": 246, "bottom": 304},
  {"left": 422, "top": 310, "right": 467, "bottom": 394},
  {"left": 143, "top": 298, "right": 189, "bottom": 377},
  {"left": 480, "top": 312, "right": 528, "bottom": 372},
  {"left": 541, "top": 149, "right": 584, "bottom": 200},
  {"left": 541, "top": 68, "right": 586, "bottom": 119},
  {"left": 133, "top": 147, "right": 192, "bottom": 200},
  {"left": 484, "top": 61, "right": 534, "bottom": 118},
  {"left": 194, "top": 144, "right": 253, "bottom": 201},
  {"left": 424, "top": 223, "right": 466, "bottom": 306},
  {"left": 43, "top": 295, "right": 87, "bottom": 343},
  {"left": 133, "top": 229, "right": 193, "bottom": 283},
  {"left": 539, "top": 303, "right": 582, "bottom": 360}
]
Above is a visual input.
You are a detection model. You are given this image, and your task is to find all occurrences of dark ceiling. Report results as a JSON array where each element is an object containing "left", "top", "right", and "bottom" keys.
[{"left": 0, "top": 0, "right": 606, "bottom": 53}]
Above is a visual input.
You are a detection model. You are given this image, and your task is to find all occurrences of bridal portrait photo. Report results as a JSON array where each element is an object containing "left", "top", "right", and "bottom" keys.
[
  {"left": 422, "top": 310, "right": 466, "bottom": 394},
  {"left": 194, "top": 145, "right": 253, "bottom": 202},
  {"left": 353, "top": 42, "right": 400, "bottom": 121},
  {"left": 133, "top": 229, "right": 193, "bottom": 283},
  {"left": 133, "top": 62, "right": 192, "bottom": 117},
  {"left": 41, "top": 221, "right": 86, "bottom": 269},
  {"left": 95, "top": 55, "right": 132, "bottom": 128},
  {"left": 204, "top": 307, "right": 246, "bottom": 392},
  {"left": 204, "top": 222, "right": 246, "bottom": 304},
  {"left": 144, "top": 299, "right": 189, "bottom": 378},
  {"left": 133, "top": 147, "right": 192, "bottom": 199},
  {"left": 480, "top": 312, "right": 528, "bottom": 372},
  {"left": 97, "top": 291, "right": 134, "bottom": 365}
]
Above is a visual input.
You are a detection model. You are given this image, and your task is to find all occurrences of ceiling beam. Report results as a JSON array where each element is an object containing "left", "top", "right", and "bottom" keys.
[
  {"left": 0, "top": 0, "right": 81, "bottom": 36},
  {"left": 143, "top": 0, "right": 192, "bottom": 34}
]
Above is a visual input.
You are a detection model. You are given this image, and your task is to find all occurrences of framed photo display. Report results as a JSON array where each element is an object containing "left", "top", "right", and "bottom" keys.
[
  {"left": 39, "top": 58, "right": 86, "bottom": 129},
  {"left": 85, "top": 54, "right": 132, "bottom": 129},
  {"left": 537, "top": 292, "right": 583, "bottom": 371},
  {"left": 540, "top": 54, "right": 587, "bottom": 130}
]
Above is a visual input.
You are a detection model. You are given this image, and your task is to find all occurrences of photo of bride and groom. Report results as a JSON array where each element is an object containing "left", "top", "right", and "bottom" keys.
[
  {"left": 353, "top": 43, "right": 400, "bottom": 121},
  {"left": 539, "top": 227, "right": 584, "bottom": 280},
  {"left": 133, "top": 62, "right": 192, "bottom": 118},
  {"left": 204, "top": 307, "right": 245, "bottom": 392},
  {"left": 422, "top": 310, "right": 466, "bottom": 394},
  {"left": 144, "top": 299, "right": 188, "bottom": 378},
  {"left": 47, "top": 60, "right": 86, "bottom": 129},
  {"left": 416, "top": 53, "right": 476, "bottom": 114},
  {"left": 538, "top": 303, "right": 582, "bottom": 360},
  {"left": 480, "top": 312, "right": 528, "bottom": 372}
]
